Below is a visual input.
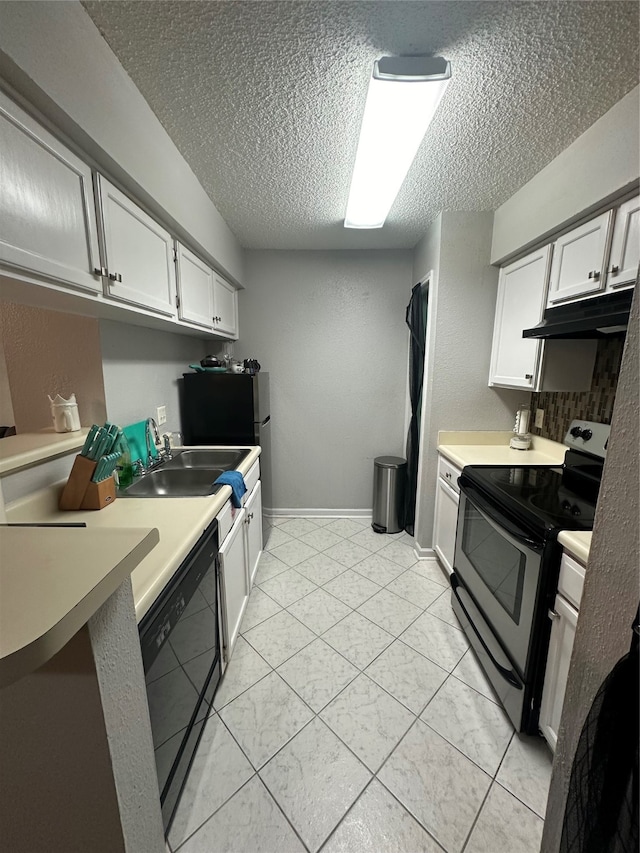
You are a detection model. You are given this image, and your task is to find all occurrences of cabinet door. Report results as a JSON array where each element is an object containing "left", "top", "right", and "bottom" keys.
[
  {"left": 213, "top": 274, "right": 238, "bottom": 338},
  {"left": 433, "top": 476, "right": 459, "bottom": 575},
  {"left": 489, "top": 246, "right": 550, "bottom": 390},
  {"left": 607, "top": 195, "right": 640, "bottom": 290},
  {"left": 547, "top": 211, "right": 613, "bottom": 305},
  {"left": 97, "top": 175, "right": 177, "bottom": 317},
  {"left": 176, "top": 243, "right": 214, "bottom": 329},
  {"left": 244, "top": 480, "right": 263, "bottom": 588},
  {"left": 0, "top": 91, "right": 101, "bottom": 294},
  {"left": 539, "top": 594, "right": 578, "bottom": 752},
  {"left": 218, "top": 509, "right": 249, "bottom": 661}
]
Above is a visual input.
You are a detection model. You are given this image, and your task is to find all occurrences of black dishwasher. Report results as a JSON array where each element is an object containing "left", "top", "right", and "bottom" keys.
[{"left": 139, "top": 518, "right": 221, "bottom": 834}]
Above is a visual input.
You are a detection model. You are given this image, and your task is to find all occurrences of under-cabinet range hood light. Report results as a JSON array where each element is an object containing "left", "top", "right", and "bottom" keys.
[
  {"left": 522, "top": 289, "right": 634, "bottom": 339},
  {"left": 344, "top": 56, "right": 451, "bottom": 230}
]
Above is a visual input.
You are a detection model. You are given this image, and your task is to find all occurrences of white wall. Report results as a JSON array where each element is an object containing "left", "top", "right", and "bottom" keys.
[
  {"left": 492, "top": 86, "right": 640, "bottom": 263},
  {"left": 0, "top": 1, "right": 244, "bottom": 284},
  {"left": 413, "top": 212, "right": 521, "bottom": 547},
  {"left": 99, "top": 320, "right": 208, "bottom": 434},
  {"left": 238, "top": 250, "right": 413, "bottom": 511}
]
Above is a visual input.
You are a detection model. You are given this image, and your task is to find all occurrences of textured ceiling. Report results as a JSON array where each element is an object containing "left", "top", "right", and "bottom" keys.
[{"left": 83, "top": 1, "right": 639, "bottom": 251}]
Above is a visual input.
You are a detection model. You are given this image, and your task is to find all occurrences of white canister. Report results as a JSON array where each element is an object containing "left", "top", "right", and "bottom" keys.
[{"left": 48, "top": 393, "right": 81, "bottom": 433}]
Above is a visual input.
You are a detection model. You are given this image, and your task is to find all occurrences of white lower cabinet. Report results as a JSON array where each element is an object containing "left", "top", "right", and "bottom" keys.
[
  {"left": 539, "top": 551, "right": 585, "bottom": 751},
  {"left": 433, "top": 456, "right": 461, "bottom": 575},
  {"left": 218, "top": 508, "right": 249, "bottom": 663},
  {"left": 244, "top": 480, "right": 263, "bottom": 587}
]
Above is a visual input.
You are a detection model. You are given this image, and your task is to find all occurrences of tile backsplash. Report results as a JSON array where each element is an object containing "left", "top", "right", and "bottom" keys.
[{"left": 530, "top": 336, "right": 624, "bottom": 443}]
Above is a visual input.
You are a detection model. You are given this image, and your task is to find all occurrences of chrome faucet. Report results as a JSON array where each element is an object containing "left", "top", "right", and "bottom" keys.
[{"left": 145, "top": 417, "right": 162, "bottom": 470}]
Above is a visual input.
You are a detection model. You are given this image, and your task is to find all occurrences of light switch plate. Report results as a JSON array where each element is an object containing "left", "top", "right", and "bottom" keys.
[
  {"left": 156, "top": 405, "right": 167, "bottom": 425},
  {"left": 535, "top": 408, "right": 544, "bottom": 429}
]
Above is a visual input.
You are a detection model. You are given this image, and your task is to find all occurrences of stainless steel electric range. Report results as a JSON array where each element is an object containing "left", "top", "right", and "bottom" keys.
[{"left": 450, "top": 419, "right": 609, "bottom": 734}]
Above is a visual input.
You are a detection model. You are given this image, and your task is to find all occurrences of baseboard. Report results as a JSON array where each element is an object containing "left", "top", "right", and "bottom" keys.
[
  {"left": 267, "top": 508, "right": 372, "bottom": 519},
  {"left": 413, "top": 545, "right": 437, "bottom": 561}
]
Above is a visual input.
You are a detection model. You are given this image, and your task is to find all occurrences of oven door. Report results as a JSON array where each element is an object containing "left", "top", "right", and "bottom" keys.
[{"left": 454, "top": 481, "right": 544, "bottom": 676}]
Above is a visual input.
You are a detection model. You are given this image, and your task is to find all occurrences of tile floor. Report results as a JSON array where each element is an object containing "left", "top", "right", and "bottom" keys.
[{"left": 167, "top": 517, "right": 552, "bottom": 853}]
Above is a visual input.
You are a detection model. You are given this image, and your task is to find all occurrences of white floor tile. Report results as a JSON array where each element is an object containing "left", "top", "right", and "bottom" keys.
[
  {"left": 426, "top": 588, "right": 462, "bottom": 628},
  {"left": 178, "top": 775, "right": 305, "bottom": 852},
  {"left": 421, "top": 676, "right": 513, "bottom": 775},
  {"left": 378, "top": 720, "right": 491, "bottom": 853},
  {"left": 496, "top": 733, "right": 553, "bottom": 818},
  {"left": 401, "top": 611, "right": 468, "bottom": 672},
  {"left": 213, "top": 635, "right": 272, "bottom": 710},
  {"left": 377, "top": 540, "right": 419, "bottom": 568},
  {"left": 365, "top": 640, "right": 448, "bottom": 715},
  {"left": 386, "top": 569, "right": 444, "bottom": 609},
  {"left": 260, "top": 718, "right": 371, "bottom": 853},
  {"left": 356, "top": 588, "right": 422, "bottom": 636},
  {"left": 452, "top": 648, "right": 501, "bottom": 705},
  {"left": 278, "top": 518, "right": 321, "bottom": 537},
  {"left": 353, "top": 553, "right": 407, "bottom": 586},
  {"left": 323, "top": 539, "right": 372, "bottom": 569},
  {"left": 258, "top": 568, "right": 318, "bottom": 607},
  {"left": 323, "top": 518, "right": 366, "bottom": 538},
  {"left": 322, "top": 779, "right": 442, "bottom": 853},
  {"left": 277, "top": 638, "right": 359, "bottom": 712},
  {"left": 218, "top": 671, "right": 313, "bottom": 768},
  {"left": 295, "top": 552, "right": 348, "bottom": 585},
  {"left": 322, "top": 611, "right": 394, "bottom": 669},
  {"left": 297, "top": 527, "right": 344, "bottom": 552},
  {"left": 268, "top": 538, "right": 319, "bottom": 567},
  {"left": 411, "top": 558, "right": 450, "bottom": 588},
  {"left": 243, "top": 610, "right": 316, "bottom": 667},
  {"left": 322, "top": 569, "right": 381, "bottom": 609},
  {"left": 348, "top": 527, "right": 391, "bottom": 553},
  {"left": 239, "top": 586, "right": 283, "bottom": 633},
  {"left": 287, "top": 587, "right": 351, "bottom": 635},
  {"left": 255, "top": 551, "right": 290, "bottom": 583},
  {"left": 168, "top": 715, "right": 253, "bottom": 849},
  {"left": 320, "top": 674, "right": 415, "bottom": 772},
  {"left": 464, "top": 782, "right": 544, "bottom": 853},
  {"left": 265, "top": 526, "right": 295, "bottom": 550}
]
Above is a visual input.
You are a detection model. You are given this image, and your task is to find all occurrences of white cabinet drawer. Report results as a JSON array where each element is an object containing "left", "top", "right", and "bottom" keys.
[
  {"left": 217, "top": 499, "right": 234, "bottom": 544},
  {"left": 243, "top": 459, "right": 260, "bottom": 502},
  {"left": 558, "top": 552, "right": 586, "bottom": 611},
  {"left": 438, "top": 456, "right": 462, "bottom": 494}
]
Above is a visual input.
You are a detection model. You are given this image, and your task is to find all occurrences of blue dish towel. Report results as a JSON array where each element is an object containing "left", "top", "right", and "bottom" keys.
[{"left": 214, "top": 471, "right": 247, "bottom": 508}]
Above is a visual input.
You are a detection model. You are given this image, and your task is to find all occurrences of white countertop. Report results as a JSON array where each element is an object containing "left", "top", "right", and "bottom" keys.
[
  {"left": 558, "top": 530, "right": 591, "bottom": 564},
  {"left": 437, "top": 431, "right": 566, "bottom": 469},
  {"left": 6, "top": 446, "right": 261, "bottom": 623},
  {"left": 0, "top": 525, "right": 159, "bottom": 687},
  {"left": 0, "top": 428, "right": 90, "bottom": 475}
]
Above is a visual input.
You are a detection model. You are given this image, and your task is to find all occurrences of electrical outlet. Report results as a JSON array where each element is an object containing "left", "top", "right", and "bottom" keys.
[
  {"left": 535, "top": 408, "right": 544, "bottom": 429},
  {"left": 156, "top": 405, "right": 167, "bottom": 426}
]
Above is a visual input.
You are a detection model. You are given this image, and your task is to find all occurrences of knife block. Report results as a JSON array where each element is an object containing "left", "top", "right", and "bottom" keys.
[{"left": 59, "top": 455, "right": 116, "bottom": 511}]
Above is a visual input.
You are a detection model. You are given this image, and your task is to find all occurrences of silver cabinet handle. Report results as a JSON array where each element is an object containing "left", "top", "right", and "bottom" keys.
[
  {"left": 108, "top": 272, "right": 122, "bottom": 282},
  {"left": 213, "top": 316, "right": 221, "bottom": 323},
  {"left": 525, "top": 373, "right": 533, "bottom": 379},
  {"left": 445, "top": 472, "right": 451, "bottom": 479},
  {"left": 609, "top": 264, "right": 619, "bottom": 275},
  {"left": 587, "top": 270, "right": 600, "bottom": 280},
  {"left": 548, "top": 608, "right": 560, "bottom": 620},
  {"left": 93, "top": 267, "right": 107, "bottom": 277}
]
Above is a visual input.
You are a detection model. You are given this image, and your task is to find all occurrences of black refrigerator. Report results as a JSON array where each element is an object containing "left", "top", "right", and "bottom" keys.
[{"left": 180, "top": 372, "right": 272, "bottom": 545}]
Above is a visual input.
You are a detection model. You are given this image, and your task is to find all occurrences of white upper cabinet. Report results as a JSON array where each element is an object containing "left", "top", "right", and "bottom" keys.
[
  {"left": 96, "top": 175, "right": 176, "bottom": 317},
  {"left": 606, "top": 195, "right": 640, "bottom": 290},
  {"left": 175, "top": 242, "right": 214, "bottom": 330},
  {"left": 213, "top": 274, "right": 238, "bottom": 338},
  {"left": 0, "top": 91, "right": 101, "bottom": 294},
  {"left": 489, "top": 246, "right": 550, "bottom": 391},
  {"left": 546, "top": 210, "right": 613, "bottom": 305}
]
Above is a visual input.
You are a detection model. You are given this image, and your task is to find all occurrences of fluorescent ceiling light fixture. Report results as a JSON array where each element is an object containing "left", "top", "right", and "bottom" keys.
[{"left": 344, "top": 56, "right": 451, "bottom": 229}]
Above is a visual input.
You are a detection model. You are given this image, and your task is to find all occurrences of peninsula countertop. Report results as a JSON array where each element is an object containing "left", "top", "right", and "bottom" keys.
[
  {"left": 437, "top": 431, "right": 566, "bottom": 468},
  {"left": 5, "top": 446, "right": 261, "bottom": 623}
]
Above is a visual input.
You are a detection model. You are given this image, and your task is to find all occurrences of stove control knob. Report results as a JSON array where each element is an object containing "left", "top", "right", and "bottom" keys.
[
  {"left": 562, "top": 500, "right": 572, "bottom": 511},
  {"left": 571, "top": 504, "right": 582, "bottom": 517},
  {"left": 570, "top": 426, "right": 583, "bottom": 438},
  {"left": 581, "top": 429, "right": 593, "bottom": 441}
]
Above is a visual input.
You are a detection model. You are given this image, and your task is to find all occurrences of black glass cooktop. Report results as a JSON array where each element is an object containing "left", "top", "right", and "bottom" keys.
[{"left": 461, "top": 464, "right": 598, "bottom": 534}]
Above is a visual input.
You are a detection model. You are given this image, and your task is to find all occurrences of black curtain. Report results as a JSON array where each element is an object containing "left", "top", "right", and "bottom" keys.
[{"left": 403, "top": 279, "right": 429, "bottom": 535}]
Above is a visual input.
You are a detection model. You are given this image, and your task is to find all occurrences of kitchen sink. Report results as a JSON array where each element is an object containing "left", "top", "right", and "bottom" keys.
[
  {"left": 163, "top": 449, "right": 250, "bottom": 470},
  {"left": 119, "top": 467, "right": 225, "bottom": 498}
]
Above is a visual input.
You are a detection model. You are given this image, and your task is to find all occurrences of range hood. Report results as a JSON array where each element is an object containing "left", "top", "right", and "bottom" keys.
[{"left": 523, "top": 289, "right": 634, "bottom": 339}]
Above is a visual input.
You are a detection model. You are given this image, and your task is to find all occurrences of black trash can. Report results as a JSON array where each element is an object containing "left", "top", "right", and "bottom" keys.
[{"left": 371, "top": 456, "right": 407, "bottom": 534}]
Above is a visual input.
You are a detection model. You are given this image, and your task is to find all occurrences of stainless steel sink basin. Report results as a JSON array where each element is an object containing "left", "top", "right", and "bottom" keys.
[
  {"left": 119, "top": 467, "right": 225, "bottom": 498},
  {"left": 163, "top": 449, "right": 250, "bottom": 470}
]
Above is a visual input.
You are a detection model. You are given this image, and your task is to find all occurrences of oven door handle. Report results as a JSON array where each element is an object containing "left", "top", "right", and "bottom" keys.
[
  {"left": 451, "top": 575, "right": 522, "bottom": 689},
  {"left": 459, "top": 481, "right": 544, "bottom": 553}
]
